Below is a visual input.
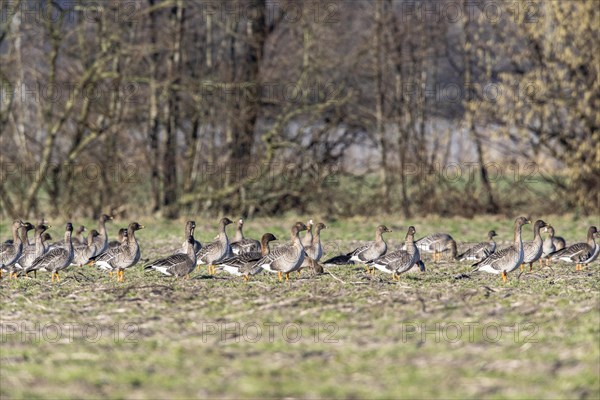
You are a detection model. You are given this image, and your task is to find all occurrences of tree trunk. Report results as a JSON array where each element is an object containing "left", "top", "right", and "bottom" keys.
[{"left": 374, "top": 0, "right": 391, "bottom": 213}]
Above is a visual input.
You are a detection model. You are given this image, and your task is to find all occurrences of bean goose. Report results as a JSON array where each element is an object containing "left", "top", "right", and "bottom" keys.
[
  {"left": 548, "top": 226, "right": 598, "bottom": 271},
  {"left": 472, "top": 217, "right": 531, "bottom": 282},
  {"left": 230, "top": 218, "right": 261, "bottom": 255},
  {"left": 541, "top": 226, "right": 565, "bottom": 266},
  {"left": 215, "top": 233, "right": 278, "bottom": 278},
  {"left": 15, "top": 224, "right": 51, "bottom": 277},
  {"left": 322, "top": 225, "right": 391, "bottom": 267},
  {"left": 252, "top": 222, "right": 308, "bottom": 281},
  {"left": 197, "top": 217, "right": 233, "bottom": 274},
  {"left": 93, "top": 214, "right": 113, "bottom": 255},
  {"left": 52, "top": 224, "right": 85, "bottom": 248},
  {"left": 183, "top": 220, "right": 202, "bottom": 254},
  {"left": 1, "top": 220, "right": 27, "bottom": 279},
  {"left": 367, "top": 226, "right": 420, "bottom": 280},
  {"left": 20, "top": 222, "right": 36, "bottom": 246},
  {"left": 93, "top": 222, "right": 144, "bottom": 282},
  {"left": 42, "top": 233, "right": 52, "bottom": 249},
  {"left": 146, "top": 235, "right": 197, "bottom": 278},
  {"left": 75, "top": 225, "right": 87, "bottom": 245},
  {"left": 108, "top": 228, "right": 128, "bottom": 249},
  {"left": 301, "top": 219, "right": 314, "bottom": 248},
  {"left": 72, "top": 230, "right": 101, "bottom": 267},
  {"left": 457, "top": 230, "right": 497, "bottom": 262},
  {"left": 27, "top": 223, "right": 75, "bottom": 283},
  {"left": 408, "top": 233, "right": 458, "bottom": 262},
  {"left": 299, "top": 223, "right": 327, "bottom": 275},
  {"left": 520, "top": 220, "right": 548, "bottom": 271}
]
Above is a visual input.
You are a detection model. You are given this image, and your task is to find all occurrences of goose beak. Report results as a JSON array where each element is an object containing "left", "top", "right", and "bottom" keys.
[{"left": 139, "top": 225, "right": 145, "bottom": 229}]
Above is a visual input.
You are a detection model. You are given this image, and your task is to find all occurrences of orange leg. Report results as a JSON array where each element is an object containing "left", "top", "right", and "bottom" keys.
[
  {"left": 502, "top": 271, "right": 507, "bottom": 283},
  {"left": 285, "top": 272, "right": 290, "bottom": 281},
  {"left": 529, "top": 262, "right": 533, "bottom": 272},
  {"left": 243, "top": 275, "right": 249, "bottom": 282},
  {"left": 277, "top": 271, "right": 283, "bottom": 281},
  {"left": 520, "top": 264, "right": 524, "bottom": 272}
]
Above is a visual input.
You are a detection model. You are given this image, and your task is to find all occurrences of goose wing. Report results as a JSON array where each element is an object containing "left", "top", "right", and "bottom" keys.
[
  {"left": 549, "top": 243, "right": 593, "bottom": 263},
  {"left": 472, "top": 246, "right": 517, "bottom": 273},
  {"left": 231, "top": 239, "right": 260, "bottom": 255},
  {"left": 196, "top": 241, "right": 226, "bottom": 264},
  {"left": 458, "top": 242, "right": 493, "bottom": 261},
  {"left": 146, "top": 253, "right": 194, "bottom": 276},
  {"left": 368, "top": 250, "right": 413, "bottom": 273},
  {"left": 28, "top": 247, "right": 69, "bottom": 272},
  {"left": 93, "top": 245, "right": 129, "bottom": 270},
  {"left": 253, "top": 244, "right": 297, "bottom": 272}
]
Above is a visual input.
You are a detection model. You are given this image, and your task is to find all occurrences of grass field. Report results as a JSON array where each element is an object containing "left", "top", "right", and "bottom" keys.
[{"left": 1, "top": 215, "right": 599, "bottom": 399}]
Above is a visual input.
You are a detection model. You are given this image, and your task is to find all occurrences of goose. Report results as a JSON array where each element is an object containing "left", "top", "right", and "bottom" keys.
[
  {"left": 408, "top": 233, "right": 458, "bottom": 262},
  {"left": 93, "top": 222, "right": 144, "bottom": 282},
  {"left": 301, "top": 219, "right": 314, "bottom": 248},
  {"left": 72, "top": 230, "right": 101, "bottom": 267},
  {"left": 230, "top": 218, "right": 261, "bottom": 255},
  {"left": 367, "top": 226, "right": 420, "bottom": 280},
  {"left": 15, "top": 224, "right": 50, "bottom": 277},
  {"left": 182, "top": 220, "right": 202, "bottom": 254},
  {"left": 472, "top": 217, "right": 530, "bottom": 283},
  {"left": 520, "top": 220, "right": 548, "bottom": 271},
  {"left": 74, "top": 225, "right": 87, "bottom": 245},
  {"left": 457, "top": 230, "right": 497, "bottom": 262},
  {"left": 27, "top": 223, "right": 75, "bottom": 282},
  {"left": 304, "top": 223, "right": 326, "bottom": 261},
  {"left": 42, "top": 233, "right": 52, "bottom": 250},
  {"left": 549, "top": 227, "right": 566, "bottom": 251},
  {"left": 0, "top": 220, "right": 27, "bottom": 279},
  {"left": 20, "top": 222, "right": 36, "bottom": 246},
  {"left": 145, "top": 234, "right": 197, "bottom": 278},
  {"left": 52, "top": 224, "right": 85, "bottom": 248},
  {"left": 541, "top": 226, "right": 565, "bottom": 266},
  {"left": 252, "top": 222, "right": 308, "bottom": 281},
  {"left": 197, "top": 217, "right": 233, "bottom": 274},
  {"left": 548, "top": 226, "right": 598, "bottom": 271},
  {"left": 93, "top": 214, "right": 113, "bottom": 255},
  {"left": 215, "top": 233, "right": 278, "bottom": 278},
  {"left": 298, "top": 223, "right": 327, "bottom": 275},
  {"left": 322, "top": 225, "right": 391, "bottom": 268},
  {"left": 108, "top": 228, "right": 128, "bottom": 249}
]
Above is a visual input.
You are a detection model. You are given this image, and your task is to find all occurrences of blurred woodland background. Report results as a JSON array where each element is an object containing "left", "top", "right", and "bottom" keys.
[{"left": 0, "top": 0, "right": 598, "bottom": 219}]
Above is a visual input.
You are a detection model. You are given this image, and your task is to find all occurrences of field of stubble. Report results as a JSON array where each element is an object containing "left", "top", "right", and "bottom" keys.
[{"left": 1, "top": 214, "right": 599, "bottom": 399}]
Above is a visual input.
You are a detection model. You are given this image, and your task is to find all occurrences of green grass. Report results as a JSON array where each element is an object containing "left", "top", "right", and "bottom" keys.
[{"left": 1, "top": 215, "right": 599, "bottom": 399}]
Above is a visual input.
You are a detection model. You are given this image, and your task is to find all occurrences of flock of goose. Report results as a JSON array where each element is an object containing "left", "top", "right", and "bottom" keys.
[{"left": 0, "top": 215, "right": 598, "bottom": 284}]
